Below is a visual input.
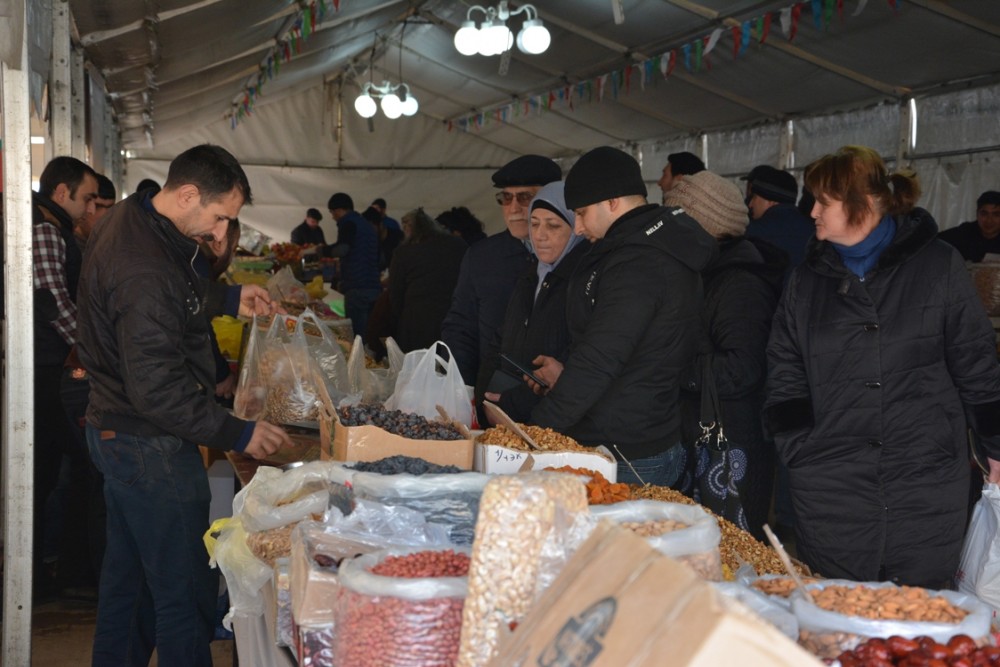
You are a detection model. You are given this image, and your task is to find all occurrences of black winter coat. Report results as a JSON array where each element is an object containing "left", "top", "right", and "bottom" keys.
[
  {"left": 388, "top": 233, "right": 468, "bottom": 352},
  {"left": 531, "top": 205, "right": 717, "bottom": 461},
  {"left": 441, "top": 230, "right": 533, "bottom": 385},
  {"left": 475, "top": 241, "right": 590, "bottom": 423},
  {"left": 764, "top": 208, "right": 1000, "bottom": 586},
  {"left": 77, "top": 193, "right": 249, "bottom": 450},
  {"left": 678, "top": 237, "right": 784, "bottom": 536}
]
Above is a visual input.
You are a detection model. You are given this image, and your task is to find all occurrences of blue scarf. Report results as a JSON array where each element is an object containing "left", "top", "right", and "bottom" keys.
[{"left": 833, "top": 215, "right": 895, "bottom": 279}]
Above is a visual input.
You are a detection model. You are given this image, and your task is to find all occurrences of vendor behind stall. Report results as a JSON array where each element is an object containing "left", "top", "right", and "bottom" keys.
[{"left": 527, "top": 147, "right": 716, "bottom": 487}]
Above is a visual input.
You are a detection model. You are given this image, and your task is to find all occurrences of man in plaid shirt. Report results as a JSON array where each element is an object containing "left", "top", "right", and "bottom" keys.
[{"left": 31, "top": 156, "right": 99, "bottom": 598}]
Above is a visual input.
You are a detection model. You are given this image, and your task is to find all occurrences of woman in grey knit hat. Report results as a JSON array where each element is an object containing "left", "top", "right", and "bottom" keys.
[{"left": 665, "top": 171, "right": 787, "bottom": 539}]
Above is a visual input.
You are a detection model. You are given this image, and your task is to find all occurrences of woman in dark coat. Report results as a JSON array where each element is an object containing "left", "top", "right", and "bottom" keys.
[
  {"left": 765, "top": 145, "right": 1000, "bottom": 587},
  {"left": 476, "top": 181, "right": 588, "bottom": 423},
  {"left": 387, "top": 208, "right": 467, "bottom": 352},
  {"left": 664, "top": 171, "right": 785, "bottom": 539}
]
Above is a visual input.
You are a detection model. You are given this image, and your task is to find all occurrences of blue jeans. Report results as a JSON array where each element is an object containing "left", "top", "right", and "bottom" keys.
[
  {"left": 345, "top": 287, "right": 382, "bottom": 339},
  {"left": 87, "top": 426, "right": 217, "bottom": 667},
  {"left": 616, "top": 444, "right": 683, "bottom": 487}
]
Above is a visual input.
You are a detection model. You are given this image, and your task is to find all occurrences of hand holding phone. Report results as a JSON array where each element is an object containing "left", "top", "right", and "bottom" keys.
[{"left": 500, "top": 353, "right": 549, "bottom": 388}]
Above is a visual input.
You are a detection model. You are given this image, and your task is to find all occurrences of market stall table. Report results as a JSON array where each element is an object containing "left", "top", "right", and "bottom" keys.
[{"left": 224, "top": 429, "right": 322, "bottom": 667}]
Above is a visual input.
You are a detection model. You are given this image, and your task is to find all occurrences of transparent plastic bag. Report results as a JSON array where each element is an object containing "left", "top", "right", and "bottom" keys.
[
  {"left": 233, "top": 314, "right": 267, "bottom": 420},
  {"left": 957, "top": 483, "right": 1000, "bottom": 616},
  {"left": 457, "top": 472, "right": 594, "bottom": 667},
  {"left": 712, "top": 581, "right": 799, "bottom": 639},
  {"left": 290, "top": 500, "right": 452, "bottom": 626},
  {"left": 351, "top": 471, "right": 490, "bottom": 545},
  {"left": 386, "top": 341, "right": 473, "bottom": 427},
  {"left": 274, "top": 557, "right": 293, "bottom": 647},
  {"left": 333, "top": 546, "right": 470, "bottom": 667},
  {"left": 792, "top": 579, "right": 993, "bottom": 659},
  {"left": 300, "top": 310, "right": 356, "bottom": 407},
  {"left": 590, "top": 499, "right": 722, "bottom": 580},
  {"left": 347, "top": 334, "right": 404, "bottom": 403},
  {"left": 968, "top": 262, "right": 1000, "bottom": 316},
  {"left": 268, "top": 265, "right": 309, "bottom": 305},
  {"left": 234, "top": 463, "right": 332, "bottom": 534}
]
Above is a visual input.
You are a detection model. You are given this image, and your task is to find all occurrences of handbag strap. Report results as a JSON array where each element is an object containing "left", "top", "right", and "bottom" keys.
[{"left": 698, "top": 355, "right": 726, "bottom": 448}]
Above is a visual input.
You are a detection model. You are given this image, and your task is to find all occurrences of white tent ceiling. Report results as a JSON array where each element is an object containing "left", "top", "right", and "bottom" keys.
[{"left": 53, "top": 0, "right": 1000, "bottom": 238}]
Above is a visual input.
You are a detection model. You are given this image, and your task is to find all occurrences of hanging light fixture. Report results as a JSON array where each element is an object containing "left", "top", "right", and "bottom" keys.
[
  {"left": 354, "top": 81, "right": 418, "bottom": 120},
  {"left": 453, "top": 2, "right": 550, "bottom": 56}
]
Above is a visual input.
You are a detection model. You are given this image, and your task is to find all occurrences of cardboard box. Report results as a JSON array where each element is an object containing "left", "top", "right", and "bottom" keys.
[
  {"left": 319, "top": 403, "right": 475, "bottom": 470},
  {"left": 474, "top": 443, "right": 619, "bottom": 483},
  {"left": 490, "top": 522, "right": 822, "bottom": 667}
]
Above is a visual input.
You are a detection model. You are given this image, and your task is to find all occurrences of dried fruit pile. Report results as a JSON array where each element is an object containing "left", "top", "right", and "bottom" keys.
[
  {"left": 836, "top": 634, "right": 994, "bottom": 667},
  {"left": 545, "top": 465, "right": 631, "bottom": 504},
  {"left": 350, "top": 455, "right": 463, "bottom": 475},
  {"left": 338, "top": 404, "right": 464, "bottom": 440}
]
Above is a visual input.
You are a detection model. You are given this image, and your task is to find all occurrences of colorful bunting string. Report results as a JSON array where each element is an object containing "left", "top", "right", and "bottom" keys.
[
  {"left": 448, "top": 0, "right": 902, "bottom": 133},
  {"left": 229, "top": 0, "right": 340, "bottom": 128}
]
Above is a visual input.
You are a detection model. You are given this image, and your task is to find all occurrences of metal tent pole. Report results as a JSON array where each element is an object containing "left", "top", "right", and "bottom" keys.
[{"left": 1, "top": 4, "right": 38, "bottom": 664}]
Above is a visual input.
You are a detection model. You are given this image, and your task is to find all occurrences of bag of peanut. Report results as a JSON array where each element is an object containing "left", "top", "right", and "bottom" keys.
[
  {"left": 590, "top": 499, "right": 723, "bottom": 580},
  {"left": 333, "top": 546, "right": 471, "bottom": 667},
  {"left": 791, "top": 579, "right": 992, "bottom": 659},
  {"left": 457, "top": 472, "right": 594, "bottom": 667}
]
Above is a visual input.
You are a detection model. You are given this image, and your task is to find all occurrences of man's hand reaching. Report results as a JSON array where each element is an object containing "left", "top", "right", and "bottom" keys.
[{"left": 243, "top": 421, "right": 293, "bottom": 460}]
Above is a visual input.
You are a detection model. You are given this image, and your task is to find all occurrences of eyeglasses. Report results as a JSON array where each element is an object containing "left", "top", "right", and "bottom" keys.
[{"left": 495, "top": 191, "right": 535, "bottom": 206}]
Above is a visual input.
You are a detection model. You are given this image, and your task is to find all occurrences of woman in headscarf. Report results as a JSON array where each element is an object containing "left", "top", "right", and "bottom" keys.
[
  {"left": 476, "top": 180, "right": 589, "bottom": 423},
  {"left": 765, "top": 145, "right": 1000, "bottom": 586}
]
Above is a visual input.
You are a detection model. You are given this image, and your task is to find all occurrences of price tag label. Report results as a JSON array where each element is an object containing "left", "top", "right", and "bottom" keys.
[{"left": 495, "top": 449, "right": 526, "bottom": 464}]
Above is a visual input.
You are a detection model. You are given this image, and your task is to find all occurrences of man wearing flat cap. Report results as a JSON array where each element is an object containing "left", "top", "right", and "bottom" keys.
[
  {"left": 744, "top": 165, "right": 814, "bottom": 283},
  {"left": 442, "top": 154, "right": 561, "bottom": 386},
  {"left": 528, "top": 146, "right": 716, "bottom": 486}
]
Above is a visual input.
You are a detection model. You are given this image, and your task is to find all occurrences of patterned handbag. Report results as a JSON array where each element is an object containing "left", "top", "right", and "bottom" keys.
[{"left": 679, "top": 356, "right": 750, "bottom": 531}]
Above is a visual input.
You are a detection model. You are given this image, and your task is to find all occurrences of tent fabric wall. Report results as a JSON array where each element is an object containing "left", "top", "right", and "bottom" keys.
[
  {"left": 126, "top": 85, "right": 526, "bottom": 239},
  {"left": 916, "top": 83, "right": 1000, "bottom": 156}
]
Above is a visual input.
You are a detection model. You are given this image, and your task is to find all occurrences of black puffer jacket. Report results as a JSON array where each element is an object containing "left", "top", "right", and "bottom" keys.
[
  {"left": 531, "top": 204, "right": 717, "bottom": 460},
  {"left": 475, "top": 240, "right": 590, "bottom": 423},
  {"left": 77, "top": 193, "right": 249, "bottom": 450},
  {"left": 678, "top": 237, "right": 785, "bottom": 536},
  {"left": 765, "top": 208, "right": 1000, "bottom": 586}
]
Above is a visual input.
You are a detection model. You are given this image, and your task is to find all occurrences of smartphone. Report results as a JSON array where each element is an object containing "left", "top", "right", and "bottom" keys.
[{"left": 500, "top": 353, "right": 549, "bottom": 388}]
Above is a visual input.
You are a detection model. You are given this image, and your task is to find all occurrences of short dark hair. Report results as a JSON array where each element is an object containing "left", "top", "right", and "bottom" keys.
[
  {"left": 306, "top": 207, "right": 322, "bottom": 221},
  {"left": 372, "top": 198, "right": 387, "bottom": 209},
  {"left": 39, "top": 156, "right": 98, "bottom": 199},
  {"left": 136, "top": 178, "right": 161, "bottom": 195},
  {"left": 163, "top": 144, "right": 252, "bottom": 205},
  {"left": 96, "top": 173, "right": 117, "bottom": 201},
  {"left": 977, "top": 191, "right": 1000, "bottom": 209},
  {"left": 667, "top": 152, "right": 706, "bottom": 177}
]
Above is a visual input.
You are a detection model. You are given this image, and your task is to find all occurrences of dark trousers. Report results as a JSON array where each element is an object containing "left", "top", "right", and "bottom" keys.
[
  {"left": 345, "top": 287, "right": 382, "bottom": 340},
  {"left": 87, "top": 426, "right": 217, "bottom": 667},
  {"left": 35, "top": 364, "right": 74, "bottom": 583}
]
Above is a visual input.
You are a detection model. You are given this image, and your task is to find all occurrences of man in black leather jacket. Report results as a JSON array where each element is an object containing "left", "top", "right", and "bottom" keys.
[{"left": 77, "top": 144, "right": 291, "bottom": 666}]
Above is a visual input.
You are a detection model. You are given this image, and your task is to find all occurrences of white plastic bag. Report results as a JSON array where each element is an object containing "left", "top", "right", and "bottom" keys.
[
  {"left": 956, "top": 483, "right": 1000, "bottom": 614},
  {"left": 347, "top": 334, "right": 404, "bottom": 403},
  {"left": 234, "top": 463, "right": 333, "bottom": 533},
  {"left": 211, "top": 516, "right": 273, "bottom": 626},
  {"left": 386, "top": 341, "right": 473, "bottom": 427},
  {"left": 590, "top": 499, "right": 722, "bottom": 580}
]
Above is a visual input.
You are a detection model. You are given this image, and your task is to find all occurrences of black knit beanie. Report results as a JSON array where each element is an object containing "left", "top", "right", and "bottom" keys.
[{"left": 564, "top": 146, "right": 647, "bottom": 210}]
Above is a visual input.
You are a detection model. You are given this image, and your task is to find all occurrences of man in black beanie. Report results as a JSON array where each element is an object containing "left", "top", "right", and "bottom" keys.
[
  {"left": 744, "top": 165, "right": 813, "bottom": 284},
  {"left": 441, "top": 154, "right": 561, "bottom": 388},
  {"left": 528, "top": 146, "right": 716, "bottom": 486}
]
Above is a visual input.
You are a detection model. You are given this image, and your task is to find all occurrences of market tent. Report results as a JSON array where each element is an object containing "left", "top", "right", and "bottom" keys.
[{"left": 46, "top": 0, "right": 1000, "bottom": 240}]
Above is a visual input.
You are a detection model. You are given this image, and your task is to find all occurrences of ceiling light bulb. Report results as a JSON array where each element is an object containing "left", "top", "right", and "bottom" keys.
[
  {"left": 516, "top": 19, "right": 550, "bottom": 54},
  {"left": 454, "top": 20, "right": 480, "bottom": 56},
  {"left": 380, "top": 93, "right": 402, "bottom": 119},
  {"left": 476, "top": 19, "right": 497, "bottom": 56},
  {"left": 354, "top": 93, "right": 377, "bottom": 118},
  {"left": 486, "top": 21, "right": 513, "bottom": 55},
  {"left": 400, "top": 94, "right": 419, "bottom": 116}
]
